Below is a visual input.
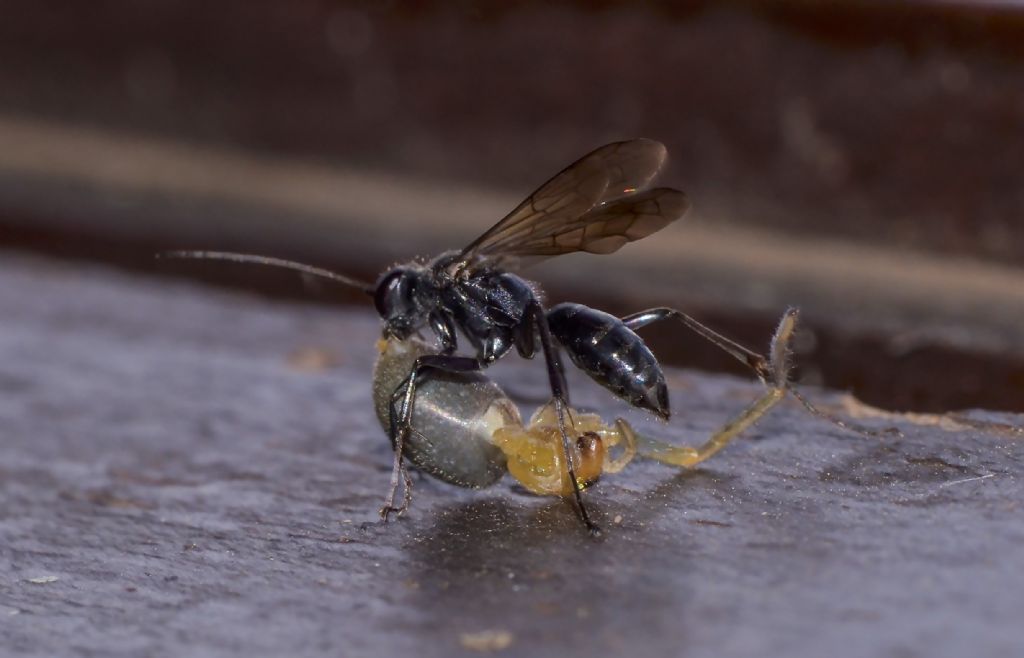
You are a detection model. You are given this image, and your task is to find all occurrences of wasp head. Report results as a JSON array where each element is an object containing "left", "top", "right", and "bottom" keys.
[{"left": 373, "top": 266, "right": 430, "bottom": 340}]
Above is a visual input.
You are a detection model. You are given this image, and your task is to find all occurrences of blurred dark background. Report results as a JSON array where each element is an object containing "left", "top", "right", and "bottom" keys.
[{"left": 2, "top": 0, "right": 1024, "bottom": 412}]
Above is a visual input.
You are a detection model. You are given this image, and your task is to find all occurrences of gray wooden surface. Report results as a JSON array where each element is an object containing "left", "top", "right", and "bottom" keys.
[{"left": 1, "top": 251, "right": 1022, "bottom": 658}]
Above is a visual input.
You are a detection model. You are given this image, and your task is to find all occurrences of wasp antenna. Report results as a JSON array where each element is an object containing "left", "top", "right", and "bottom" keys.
[{"left": 159, "top": 251, "right": 375, "bottom": 296}]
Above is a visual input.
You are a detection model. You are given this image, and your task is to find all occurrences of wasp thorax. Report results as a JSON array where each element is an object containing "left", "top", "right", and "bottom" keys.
[{"left": 374, "top": 267, "right": 428, "bottom": 339}]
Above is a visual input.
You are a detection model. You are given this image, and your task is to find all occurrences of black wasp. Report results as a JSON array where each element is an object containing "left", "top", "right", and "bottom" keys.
[{"left": 168, "top": 139, "right": 785, "bottom": 534}]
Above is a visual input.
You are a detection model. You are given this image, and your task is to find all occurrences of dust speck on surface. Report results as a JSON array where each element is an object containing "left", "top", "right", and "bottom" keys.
[
  {"left": 26, "top": 576, "right": 59, "bottom": 584},
  {"left": 287, "top": 346, "right": 343, "bottom": 372},
  {"left": 459, "top": 630, "right": 514, "bottom": 652}
]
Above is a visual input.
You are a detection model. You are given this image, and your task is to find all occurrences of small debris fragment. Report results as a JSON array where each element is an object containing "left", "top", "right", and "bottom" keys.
[
  {"left": 287, "top": 346, "right": 341, "bottom": 372},
  {"left": 85, "top": 490, "right": 152, "bottom": 509},
  {"left": 459, "top": 629, "right": 514, "bottom": 652},
  {"left": 938, "top": 473, "right": 995, "bottom": 489},
  {"left": 27, "top": 576, "right": 59, "bottom": 584},
  {"left": 613, "top": 514, "right": 623, "bottom": 524},
  {"left": 689, "top": 518, "right": 733, "bottom": 528}
]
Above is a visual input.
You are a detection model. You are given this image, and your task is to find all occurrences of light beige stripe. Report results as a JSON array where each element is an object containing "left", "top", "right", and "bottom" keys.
[{"left": 1, "top": 112, "right": 1022, "bottom": 346}]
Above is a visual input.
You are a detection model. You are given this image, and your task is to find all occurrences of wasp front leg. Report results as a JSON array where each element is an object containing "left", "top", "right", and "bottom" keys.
[{"left": 381, "top": 353, "right": 483, "bottom": 521}]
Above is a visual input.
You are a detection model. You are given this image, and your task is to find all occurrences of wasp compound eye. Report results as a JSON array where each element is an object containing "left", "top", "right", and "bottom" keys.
[{"left": 373, "top": 268, "right": 417, "bottom": 319}]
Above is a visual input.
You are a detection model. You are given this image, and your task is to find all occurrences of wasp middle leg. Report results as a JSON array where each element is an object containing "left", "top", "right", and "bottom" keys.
[{"left": 524, "top": 302, "right": 602, "bottom": 535}]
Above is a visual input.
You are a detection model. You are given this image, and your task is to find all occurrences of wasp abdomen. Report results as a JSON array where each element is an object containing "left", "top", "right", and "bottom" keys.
[{"left": 547, "top": 303, "right": 669, "bottom": 419}]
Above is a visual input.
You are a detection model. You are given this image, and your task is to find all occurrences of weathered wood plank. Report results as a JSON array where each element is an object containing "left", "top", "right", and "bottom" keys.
[{"left": 1, "top": 252, "right": 1022, "bottom": 658}]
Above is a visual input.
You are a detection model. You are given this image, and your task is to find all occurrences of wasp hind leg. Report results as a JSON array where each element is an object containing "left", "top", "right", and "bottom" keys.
[
  {"left": 636, "top": 309, "right": 798, "bottom": 468},
  {"left": 620, "top": 306, "right": 771, "bottom": 382},
  {"left": 622, "top": 306, "right": 892, "bottom": 439}
]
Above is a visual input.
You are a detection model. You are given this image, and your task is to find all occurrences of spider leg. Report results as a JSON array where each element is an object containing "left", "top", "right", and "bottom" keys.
[
  {"left": 766, "top": 308, "right": 897, "bottom": 438},
  {"left": 602, "top": 418, "right": 638, "bottom": 474},
  {"left": 637, "top": 386, "right": 787, "bottom": 468}
]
